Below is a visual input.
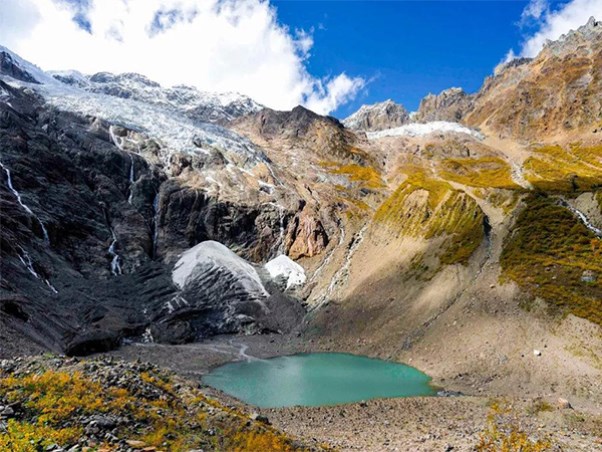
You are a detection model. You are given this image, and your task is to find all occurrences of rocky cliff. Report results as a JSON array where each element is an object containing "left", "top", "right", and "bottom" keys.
[
  {"left": 414, "top": 87, "right": 474, "bottom": 123},
  {"left": 0, "top": 47, "right": 379, "bottom": 356},
  {"left": 342, "top": 99, "right": 409, "bottom": 131},
  {"left": 0, "top": 58, "right": 310, "bottom": 355}
]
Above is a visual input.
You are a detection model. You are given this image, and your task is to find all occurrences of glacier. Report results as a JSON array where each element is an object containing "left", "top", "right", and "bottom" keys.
[{"left": 366, "top": 121, "right": 484, "bottom": 140}]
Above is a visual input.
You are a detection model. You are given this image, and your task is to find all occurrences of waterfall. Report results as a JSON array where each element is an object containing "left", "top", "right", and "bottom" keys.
[
  {"left": 108, "top": 230, "right": 122, "bottom": 276},
  {"left": 17, "top": 247, "right": 40, "bottom": 278},
  {"left": 129, "top": 154, "right": 135, "bottom": 183},
  {"left": 277, "top": 206, "right": 285, "bottom": 255},
  {"left": 110, "top": 125, "right": 138, "bottom": 204},
  {"left": 45, "top": 279, "right": 58, "bottom": 294},
  {"left": 1, "top": 162, "right": 50, "bottom": 244},
  {"left": 127, "top": 153, "right": 136, "bottom": 204},
  {"left": 152, "top": 192, "right": 161, "bottom": 258},
  {"left": 109, "top": 125, "right": 124, "bottom": 150},
  {"left": 16, "top": 246, "right": 58, "bottom": 294}
]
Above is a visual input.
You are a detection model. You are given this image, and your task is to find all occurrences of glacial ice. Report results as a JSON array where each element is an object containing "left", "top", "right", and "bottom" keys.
[
  {"left": 172, "top": 241, "right": 268, "bottom": 298},
  {"left": 366, "top": 121, "right": 484, "bottom": 140},
  {"left": 0, "top": 45, "right": 268, "bottom": 170}
]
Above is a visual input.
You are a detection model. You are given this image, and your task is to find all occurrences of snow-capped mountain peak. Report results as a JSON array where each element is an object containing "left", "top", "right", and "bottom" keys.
[
  {"left": 0, "top": 45, "right": 268, "bottom": 171},
  {"left": 49, "top": 68, "right": 263, "bottom": 125}
]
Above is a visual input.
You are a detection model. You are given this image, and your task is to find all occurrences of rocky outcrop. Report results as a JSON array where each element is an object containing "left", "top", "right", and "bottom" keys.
[
  {"left": 414, "top": 88, "right": 474, "bottom": 123},
  {"left": 0, "top": 51, "right": 39, "bottom": 84},
  {"left": 286, "top": 210, "right": 329, "bottom": 259},
  {"left": 343, "top": 100, "right": 410, "bottom": 131},
  {"left": 236, "top": 105, "right": 371, "bottom": 163},
  {"left": 152, "top": 179, "right": 288, "bottom": 263}
]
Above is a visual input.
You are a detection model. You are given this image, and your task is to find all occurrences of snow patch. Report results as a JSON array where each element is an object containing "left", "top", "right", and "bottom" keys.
[
  {"left": 366, "top": 121, "right": 484, "bottom": 140},
  {"left": 265, "top": 255, "right": 306, "bottom": 290}
]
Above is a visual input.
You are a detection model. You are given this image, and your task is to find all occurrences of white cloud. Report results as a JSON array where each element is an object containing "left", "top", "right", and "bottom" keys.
[
  {"left": 0, "top": 0, "right": 365, "bottom": 114},
  {"left": 305, "top": 73, "right": 366, "bottom": 116},
  {"left": 520, "top": 0, "right": 549, "bottom": 24},
  {"left": 516, "top": 0, "right": 602, "bottom": 57}
]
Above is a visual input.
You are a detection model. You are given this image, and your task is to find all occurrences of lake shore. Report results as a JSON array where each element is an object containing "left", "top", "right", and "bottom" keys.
[{"left": 104, "top": 333, "right": 602, "bottom": 451}]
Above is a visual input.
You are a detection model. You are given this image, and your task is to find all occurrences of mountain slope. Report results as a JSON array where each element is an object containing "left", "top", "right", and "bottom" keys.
[
  {"left": 0, "top": 17, "right": 601, "bottom": 428},
  {"left": 0, "top": 46, "right": 379, "bottom": 355},
  {"left": 465, "top": 17, "right": 602, "bottom": 141}
]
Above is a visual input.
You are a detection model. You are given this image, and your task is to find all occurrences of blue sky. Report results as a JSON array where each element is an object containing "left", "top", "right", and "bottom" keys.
[
  {"left": 2, "top": 0, "right": 598, "bottom": 117},
  {"left": 274, "top": 0, "right": 557, "bottom": 117}
]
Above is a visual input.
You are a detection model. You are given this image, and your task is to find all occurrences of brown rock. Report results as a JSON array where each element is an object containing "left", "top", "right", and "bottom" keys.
[{"left": 287, "top": 212, "right": 328, "bottom": 259}]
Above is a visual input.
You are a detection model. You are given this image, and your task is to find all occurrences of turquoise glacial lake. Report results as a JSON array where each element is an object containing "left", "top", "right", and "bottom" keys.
[{"left": 203, "top": 352, "right": 436, "bottom": 408}]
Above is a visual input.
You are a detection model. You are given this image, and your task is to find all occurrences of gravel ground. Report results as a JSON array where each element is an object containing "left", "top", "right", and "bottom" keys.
[{"left": 105, "top": 334, "right": 602, "bottom": 451}]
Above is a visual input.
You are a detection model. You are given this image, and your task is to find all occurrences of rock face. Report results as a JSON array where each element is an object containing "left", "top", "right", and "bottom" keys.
[
  {"left": 0, "top": 51, "right": 40, "bottom": 84},
  {"left": 343, "top": 100, "right": 409, "bottom": 131},
  {"left": 0, "top": 72, "right": 302, "bottom": 354},
  {"left": 414, "top": 88, "right": 474, "bottom": 123},
  {"left": 286, "top": 212, "right": 329, "bottom": 259},
  {"left": 152, "top": 179, "right": 288, "bottom": 263}
]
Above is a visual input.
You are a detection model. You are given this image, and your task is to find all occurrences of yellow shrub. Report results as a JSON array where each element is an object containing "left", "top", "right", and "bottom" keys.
[
  {"left": 322, "top": 161, "right": 384, "bottom": 189},
  {"left": 0, "top": 419, "right": 82, "bottom": 452},
  {"left": 0, "top": 363, "right": 316, "bottom": 452},
  {"left": 500, "top": 195, "right": 602, "bottom": 326},
  {"left": 374, "top": 168, "right": 485, "bottom": 265},
  {"left": 477, "top": 401, "right": 551, "bottom": 451},
  {"left": 440, "top": 156, "right": 518, "bottom": 189}
]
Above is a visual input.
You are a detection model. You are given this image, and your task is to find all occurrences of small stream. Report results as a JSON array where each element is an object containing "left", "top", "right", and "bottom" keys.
[{"left": 559, "top": 200, "right": 602, "bottom": 237}]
